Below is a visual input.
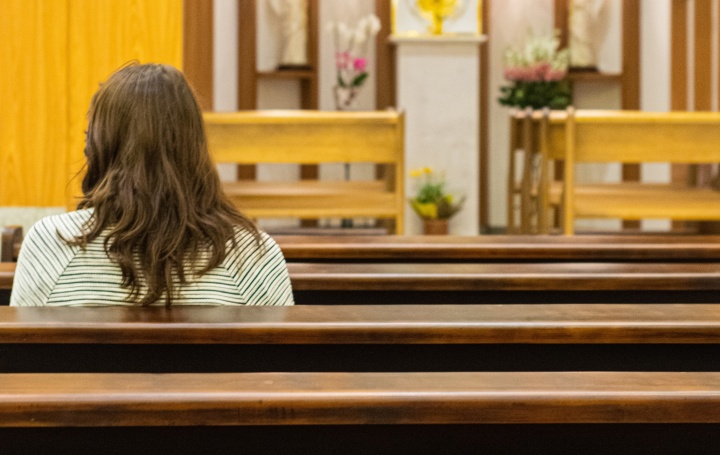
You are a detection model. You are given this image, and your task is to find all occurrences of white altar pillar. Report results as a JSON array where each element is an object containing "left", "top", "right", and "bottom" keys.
[{"left": 392, "top": 35, "right": 487, "bottom": 235}]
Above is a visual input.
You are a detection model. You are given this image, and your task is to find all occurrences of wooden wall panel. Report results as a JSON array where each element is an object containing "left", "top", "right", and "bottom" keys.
[
  {"left": 67, "top": 0, "right": 183, "bottom": 207},
  {"left": 0, "top": 0, "right": 70, "bottom": 206},
  {"left": 1, "top": 0, "right": 183, "bottom": 208}
]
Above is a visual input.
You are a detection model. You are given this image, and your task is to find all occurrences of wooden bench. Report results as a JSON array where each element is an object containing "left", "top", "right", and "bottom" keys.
[
  {"left": 2, "top": 304, "right": 720, "bottom": 373},
  {"left": 0, "top": 226, "right": 21, "bottom": 262},
  {"left": 1, "top": 371, "right": 720, "bottom": 452},
  {"left": 539, "top": 109, "right": 720, "bottom": 234},
  {"left": 5, "top": 261, "right": 720, "bottom": 304},
  {"left": 277, "top": 234, "right": 720, "bottom": 262},
  {"left": 287, "top": 261, "right": 720, "bottom": 304},
  {"left": 204, "top": 111, "right": 405, "bottom": 233}
]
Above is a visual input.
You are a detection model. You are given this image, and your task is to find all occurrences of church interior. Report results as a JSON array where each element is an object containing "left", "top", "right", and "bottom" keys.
[{"left": 4, "top": 0, "right": 720, "bottom": 452}]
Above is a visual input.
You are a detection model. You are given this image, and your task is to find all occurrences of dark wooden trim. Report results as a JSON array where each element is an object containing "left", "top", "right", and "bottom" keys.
[
  {"left": 375, "top": 0, "right": 396, "bottom": 110},
  {"left": 237, "top": 0, "right": 257, "bottom": 110},
  {"left": 237, "top": 0, "right": 258, "bottom": 181},
  {"left": 695, "top": 0, "right": 713, "bottom": 111},
  {"left": 301, "top": 0, "right": 319, "bottom": 109},
  {"left": 479, "top": 0, "right": 490, "bottom": 230},
  {"left": 554, "top": 0, "right": 569, "bottom": 49},
  {"left": 621, "top": 0, "right": 641, "bottom": 229},
  {"left": 552, "top": 1, "right": 568, "bottom": 182},
  {"left": 275, "top": 234, "right": 720, "bottom": 261},
  {"left": 671, "top": 0, "right": 688, "bottom": 111},
  {"left": 671, "top": 0, "right": 689, "bottom": 230},
  {"left": 6, "top": 304, "right": 720, "bottom": 345},
  {"left": 183, "top": 0, "right": 214, "bottom": 111},
  {"left": 300, "top": 0, "right": 319, "bottom": 227}
]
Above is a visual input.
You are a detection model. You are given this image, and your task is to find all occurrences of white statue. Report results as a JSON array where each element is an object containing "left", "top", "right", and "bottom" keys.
[
  {"left": 268, "top": 0, "right": 308, "bottom": 67},
  {"left": 569, "top": 0, "right": 607, "bottom": 68}
]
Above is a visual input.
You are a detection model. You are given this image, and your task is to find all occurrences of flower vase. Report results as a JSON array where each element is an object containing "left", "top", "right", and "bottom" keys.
[
  {"left": 423, "top": 218, "right": 449, "bottom": 235},
  {"left": 334, "top": 85, "right": 360, "bottom": 111}
]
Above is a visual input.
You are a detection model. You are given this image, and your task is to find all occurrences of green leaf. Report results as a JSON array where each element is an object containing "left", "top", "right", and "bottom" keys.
[{"left": 352, "top": 72, "right": 368, "bottom": 87}]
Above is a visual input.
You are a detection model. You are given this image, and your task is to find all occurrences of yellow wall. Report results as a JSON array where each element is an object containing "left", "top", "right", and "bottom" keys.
[{"left": 0, "top": 0, "right": 182, "bottom": 207}]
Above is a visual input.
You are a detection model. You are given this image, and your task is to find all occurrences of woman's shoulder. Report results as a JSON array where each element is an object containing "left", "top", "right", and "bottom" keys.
[
  {"left": 228, "top": 226, "right": 282, "bottom": 259},
  {"left": 25, "top": 209, "right": 93, "bottom": 245}
]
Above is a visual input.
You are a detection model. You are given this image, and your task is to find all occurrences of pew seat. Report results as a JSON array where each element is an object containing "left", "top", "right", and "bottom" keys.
[
  {"left": 5, "top": 261, "right": 720, "bottom": 304},
  {"left": 3, "top": 305, "right": 720, "bottom": 372},
  {"left": 4, "top": 372, "right": 720, "bottom": 452},
  {"left": 2, "top": 371, "right": 720, "bottom": 426},
  {"left": 276, "top": 234, "right": 720, "bottom": 262}
]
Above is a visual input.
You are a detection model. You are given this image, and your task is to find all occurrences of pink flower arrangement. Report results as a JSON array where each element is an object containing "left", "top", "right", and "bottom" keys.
[
  {"left": 327, "top": 14, "right": 381, "bottom": 109},
  {"left": 498, "top": 31, "right": 572, "bottom": 110}
]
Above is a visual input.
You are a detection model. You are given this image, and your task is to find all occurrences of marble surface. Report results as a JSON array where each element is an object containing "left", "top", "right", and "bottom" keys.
[{"left": 396, "top": 39, "right": 482, "bottom": 235}]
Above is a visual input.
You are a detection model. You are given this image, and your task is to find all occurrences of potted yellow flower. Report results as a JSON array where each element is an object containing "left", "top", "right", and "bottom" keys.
[{"left": 408, "top": 168, "right": 464, "bottom": 235}]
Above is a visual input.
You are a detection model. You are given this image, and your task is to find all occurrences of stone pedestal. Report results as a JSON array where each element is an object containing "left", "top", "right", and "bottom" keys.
[{"left": 392, "top": 35, "right": 486, "bottom": 235}]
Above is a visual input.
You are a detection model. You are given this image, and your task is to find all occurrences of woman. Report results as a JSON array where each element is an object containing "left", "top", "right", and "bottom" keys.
[{"left": 11, "top": 64, "right": 294, "bottom": 307}]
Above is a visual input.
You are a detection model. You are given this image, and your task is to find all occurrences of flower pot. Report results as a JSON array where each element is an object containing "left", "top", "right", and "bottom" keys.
[{"left": 423, "top": 218, "right": 449, "bottom": 235}]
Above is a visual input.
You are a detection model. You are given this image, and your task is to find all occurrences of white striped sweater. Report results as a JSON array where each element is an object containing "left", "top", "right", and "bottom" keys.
[{"left": 10, "top": 209, "right": 294, "bottom": 307}]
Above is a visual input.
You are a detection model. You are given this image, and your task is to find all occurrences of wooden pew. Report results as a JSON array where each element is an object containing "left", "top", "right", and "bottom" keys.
[
  {"left": 1, "top": 371, "right": 720, "bottom": 452},
  {"left": 204, "top": 111, "right": 405, "bottom": 233},
  {"left": 0, "top": 226, "right": 21, "bottom": 262},
  {"left": 287, "top": 262, "right": 720, "bottom": 304},
  {"left": 5, "top": 261, "right": 720, "bottom": 304},
  {"left": 277, "top": 234, "right": 720, "bottom": 262},
  {"left": 538, "top": 109, "right": 720, "bottom": 234},
  {"left": 2, "top": 305, "right": 720, "bottom": 373}
]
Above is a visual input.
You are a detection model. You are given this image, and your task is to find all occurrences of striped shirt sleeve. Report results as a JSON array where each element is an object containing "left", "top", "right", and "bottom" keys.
[
  {"left": 9, "top": 216, "right": 81, "bottom": 307},
  {"left": 224, "top": 229, "right": 295, "bottom": 306}
]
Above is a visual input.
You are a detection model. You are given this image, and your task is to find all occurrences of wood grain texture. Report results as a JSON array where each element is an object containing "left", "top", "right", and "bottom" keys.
[
  {"left": 6, "top": 260, "right": 720, "bottom": 292},
  {"left": 276, "top": 234, "right": 720, "bottom": 260},
  {"left": 3, "top": 371, "right": 720, "bottom": 426},
  {"left": 4, "top": 304, "right": 720, "bottom": 345},
  {"left": 286, "top": 261, "right": 720, "bottom": 291},
  {"left": 237, "top": 0, "right": 257, "bottom": 110},
  {"left": 0, "top": 0, "right": 182, "bottom": 207},
  {"left": 375, "top": 0, "right": 396, "bottom": 110},
  {"left": 695, "top": 0, "right": 713, "bottom": 111},
  {"left": 183, "top": 0, "right": 214, "bottom": 111},
  {"left": 0, "top": 263, "right": 14, "bottom": 289},
  {"left": 1, "top": 226, "right": 22, "bottom": 263},
  {"left": 0, "top": 0, "right": 70, "bottom": 206},
  {"left": 621, "top": 0, "right": 641, "bottom": 229}
]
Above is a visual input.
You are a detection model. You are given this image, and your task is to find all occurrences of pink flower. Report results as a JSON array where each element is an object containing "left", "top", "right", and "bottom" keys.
[
  {"left": 353, "top": 57, "right": 367, "bottom": 72},
  {"left": 335, "top": 52, "right": 351, "bottom": 70},
  {"left": 533, "top": 62, "right": 551, "bottom": 80},
  {"left": 544, "top": 69, "right": 566, "bottom": 82}
]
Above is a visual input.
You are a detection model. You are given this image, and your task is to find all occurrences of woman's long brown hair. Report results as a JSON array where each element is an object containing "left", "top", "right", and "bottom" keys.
[{"left": 69, "top": 63, "right": 260, "bottom": 306}]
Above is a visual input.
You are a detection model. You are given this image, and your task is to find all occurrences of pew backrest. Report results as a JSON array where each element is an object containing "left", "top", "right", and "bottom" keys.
[{"left": 2, "top": 371, "right": 720, "bottom": 426}]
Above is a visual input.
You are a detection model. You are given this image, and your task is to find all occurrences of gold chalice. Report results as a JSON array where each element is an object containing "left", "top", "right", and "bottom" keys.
[{"left": 406, "top": 0, "right": 467, "bottom": 35}]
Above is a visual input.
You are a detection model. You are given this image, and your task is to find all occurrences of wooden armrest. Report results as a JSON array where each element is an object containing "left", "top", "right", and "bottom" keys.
[{"left": 1, "top": 226, "right": 22, "bottom": 262}]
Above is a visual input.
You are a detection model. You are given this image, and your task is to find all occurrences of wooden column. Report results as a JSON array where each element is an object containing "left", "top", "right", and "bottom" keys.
[
  {"left": 621, "top": 0, "right": 641, "bottom": 230},
  {"left": 183, "top": 0, "right": 214, "bottom": 111},
  {"left": 479, "top": 0, "right": 490, "bottom": 231}
]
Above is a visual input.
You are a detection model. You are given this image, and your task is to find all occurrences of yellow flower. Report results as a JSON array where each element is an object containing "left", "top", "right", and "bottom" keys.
[
  {"left": 409, "top": 169, "right": 423, "bottom": 178},
  {"left": 411, "top": 200, "right": 438, "bottom": 219},
  {"left": 423, "top": 167, "right": 433, "bottom": 174}
]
